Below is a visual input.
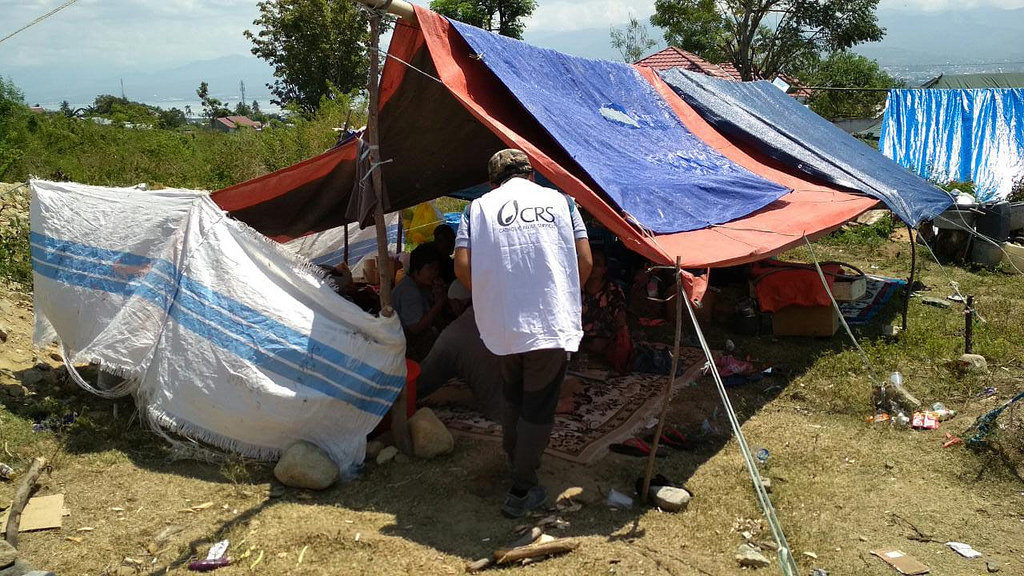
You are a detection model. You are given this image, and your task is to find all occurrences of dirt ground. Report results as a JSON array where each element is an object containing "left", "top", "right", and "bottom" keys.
[{"left": 1, "top": 191, "right": 1023, "bottom": 575}]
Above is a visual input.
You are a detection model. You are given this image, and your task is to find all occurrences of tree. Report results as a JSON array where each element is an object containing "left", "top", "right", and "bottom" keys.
[
  {"left": 610, "top": 15, "right": 659, "bottom": 63},
  {"left": 0, "top": 77, "right": 27, "bottom": 180},
  {"left": 650, "top": 0, "right": 726, "bottom": 62},
  {"left": 157, "top": 107, "right": 188, "bottom": 129},
  {"left": 59, "top": 100, "right": 74, "bottom": 117},
  {"left": 234, "top": 101, "right": 253, "bottom": 117},
  {"left": 245, "top": 0, "right": 370, "bottom": 115},
  {"left": 651, "top": 0, "right": 885, "bottom": 81},
  {"left": 430, "top": 0, "right": 537, "bottom": 39},
  {"left": 802, "top": 51, "right": 898, "bottom": 120},
  {"left": 196, "top": 82, "right": 230, "bottom": 119}
]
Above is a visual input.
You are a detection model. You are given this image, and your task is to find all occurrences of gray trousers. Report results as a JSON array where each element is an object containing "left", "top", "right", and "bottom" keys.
[{"left": 499, "top": 348, "right": 569, "bottom": 491}]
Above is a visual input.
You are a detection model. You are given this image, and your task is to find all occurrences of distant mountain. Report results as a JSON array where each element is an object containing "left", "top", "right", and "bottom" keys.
[
  {"left": 4, "top": 54, "right": 275, "bottom": 109},
  {"left": 855, "top": 6, "right": 1024, "bottom": 83},
  {"left": 523, "top": 27, "right": 651, "bottom": 62}
]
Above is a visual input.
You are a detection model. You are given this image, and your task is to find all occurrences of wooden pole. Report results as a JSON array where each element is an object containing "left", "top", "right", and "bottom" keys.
[
  {"left": 365, "top": 8, "right": 411, "bottom": 454},
  {"left": 965, "top": 295, "right": 974, "bottom": 354},
  {"left": 4, "top": 457, "right": 47, "bottom": 547},
  {"left": 902, "top": 224, "right": 916, "bottom": 332},
  {"left": 494, "top": 539, "right": 580, "bottom": 564},
  {"left": 641, "top": 256, "right": 683, "bottom": 504},
  {"left": 344, "top": 224, "right": 350, "bottom": 265}
]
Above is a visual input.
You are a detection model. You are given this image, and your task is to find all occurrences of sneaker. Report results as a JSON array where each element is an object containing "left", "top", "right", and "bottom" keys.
[{"left": 501, "top": 485, "right": 548, "bottom": 519}]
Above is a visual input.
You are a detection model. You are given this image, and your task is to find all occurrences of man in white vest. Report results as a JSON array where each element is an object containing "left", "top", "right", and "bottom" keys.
[{"left": 454, "top": 149, "right": 593, "bottom": 518}]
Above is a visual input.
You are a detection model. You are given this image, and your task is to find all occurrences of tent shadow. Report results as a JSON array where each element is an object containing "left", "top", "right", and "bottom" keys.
[{"left": 322, "top": 361, "right": 798, "bottom": 561}]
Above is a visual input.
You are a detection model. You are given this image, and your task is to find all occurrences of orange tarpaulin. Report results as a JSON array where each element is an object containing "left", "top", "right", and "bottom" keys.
[{"left": 212, "top": 7, "right": 877, "bottom": 290}]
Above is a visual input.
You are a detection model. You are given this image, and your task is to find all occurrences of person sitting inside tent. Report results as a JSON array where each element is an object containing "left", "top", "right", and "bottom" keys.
[
  {"left": 432, "top": 223, "right": 457, "bottom": 285},
  {"left": 417, "top": 305, "right": 503, "bottom": 421},
  {"left": 392, "top": 243, "right": 448, "bottom": 361},
  {"left": 581, "top": 248, "right": 630, "bottom": 370}
]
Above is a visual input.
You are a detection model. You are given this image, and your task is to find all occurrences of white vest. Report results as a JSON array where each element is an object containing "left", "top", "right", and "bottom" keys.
[{"left": 469, "top": 178, "right": 583, "bottom": 356}]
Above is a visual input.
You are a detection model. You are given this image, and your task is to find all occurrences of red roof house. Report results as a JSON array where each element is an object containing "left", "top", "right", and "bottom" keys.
[
  {"left": 635, "top": 47, "right": 813, "bottom": 101},
  {"left": 212, "top": 115, "right": 263, "bottom": 132}
]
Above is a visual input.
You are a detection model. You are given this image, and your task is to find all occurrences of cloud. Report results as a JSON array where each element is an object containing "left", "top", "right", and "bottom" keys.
[
  {"left": 879, "top": 0, "right": 1024, "bottom": 9},
  {"left": 527, "top": 0, "right": 657, "bottom": 32},
  {"left": 0, "top": 0, "right": 260, "bottom": 70}
]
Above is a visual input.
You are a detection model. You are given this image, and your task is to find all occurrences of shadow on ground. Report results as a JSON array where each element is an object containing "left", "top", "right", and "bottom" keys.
[{"left": 0, "top": 307, "right": 897, "bottom": 563}]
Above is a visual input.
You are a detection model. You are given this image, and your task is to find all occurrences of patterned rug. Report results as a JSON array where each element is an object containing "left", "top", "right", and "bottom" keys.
[
  {"left": 427, "top": 347, "right": 708, "bottom": 464},
  {"left": 839, "top": 275, "right": 906, "bottom": 325}
]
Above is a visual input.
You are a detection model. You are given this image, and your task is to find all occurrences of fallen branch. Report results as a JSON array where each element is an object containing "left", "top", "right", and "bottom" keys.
[
  {"left": 890, "top": 513, "right": 943, "bottom": 544},
  {"left": 494, "top": 538, "right": 579, "bottom": 565},
  {"left": 4, "top": 457, "right": 48, "bottom": 547}
]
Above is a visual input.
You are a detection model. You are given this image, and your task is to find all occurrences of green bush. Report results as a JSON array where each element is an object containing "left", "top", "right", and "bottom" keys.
[
  {"left": 2, "top": 87, "right": 364, "bottom": 190},
  {"left": 820, "top": 212, "right": 896, "bottom": 247},
  {"left": 0, "top": 78, "right": 366, "bottom": 288}
]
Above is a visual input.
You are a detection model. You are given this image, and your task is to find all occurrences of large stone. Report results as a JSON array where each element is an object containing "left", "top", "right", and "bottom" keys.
[
  {"left": 408, "top": 408, "right": 454, "bottom": 459},
  {"left": 273, "top": 441, "right": 339, "bottom": 491},
  {"left": 987, "top": 560, "right": 1001, "bottom": 573},
  {"left": 960, "top": 353, "right": 988, "bottom": 374},
  {"left": 736, "top": 544, "right": 771, "bottom": 569},
  {"left": 0, "top": 539, "right": 17, "bottom": 569},
  {"left": 649, "top": 486, "right": 691, "bottom": 512}
]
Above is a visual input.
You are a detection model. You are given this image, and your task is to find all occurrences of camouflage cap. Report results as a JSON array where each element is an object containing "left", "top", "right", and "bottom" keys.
[{"left": 487, "top": 148, "right": 533, "bottom": 185}]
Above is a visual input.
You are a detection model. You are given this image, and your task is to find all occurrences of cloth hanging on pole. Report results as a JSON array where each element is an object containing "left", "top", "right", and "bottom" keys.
[
  {"left": 346, "top": 138, "right": 387, "bottom": 228},
  {"left": 30, "top": 180, "right": 407, "bottom": 474}
]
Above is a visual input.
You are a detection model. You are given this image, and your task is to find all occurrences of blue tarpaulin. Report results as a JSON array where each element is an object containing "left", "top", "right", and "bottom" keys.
[
  {"left": 880, "top": 88, "right": 1024, "bottom": 202},
  {"left": 659, "top": 69, "right": 952, "bottom": 226},
  {"left": 448, "top": 21, "right": 790, "bottom": 234}
]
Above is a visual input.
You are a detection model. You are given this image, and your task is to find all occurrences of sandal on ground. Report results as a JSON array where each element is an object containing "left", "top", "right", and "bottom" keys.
[{"left": 609, "top": 437, "right": 667, "bottom": 458}]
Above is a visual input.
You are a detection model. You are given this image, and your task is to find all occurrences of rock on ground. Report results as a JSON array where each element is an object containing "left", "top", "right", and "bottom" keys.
[
  {"left": 960, "top": 353, "right": 988, "bottom": 374},
  {"left": 0, "top": 540, "right": 17, "bottom": 569},
  {"left": 273, "top": 441, "right": 339, "bottom": 490},
  {"left": 376, "top": 445, "right": 398, "bottom": 465},
  {"left": 408, "top": 408, "right": 454, "bottom": 459},
  {"left": 365, "top": 440, "right": 385, "bottom": 460},
  {"left": 987, "top": 560, "right": 1001, "bottom": 573},
  {"left": 650, "top": 485, "right": 691, "bottom": 512},
  {"left": 736, "top": 543, "right": 771, "bottom": 569}
]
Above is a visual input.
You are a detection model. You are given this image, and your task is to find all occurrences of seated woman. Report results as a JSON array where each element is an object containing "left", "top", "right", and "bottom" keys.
[
  {"left": 581, "top": 248, "right": 630, "bottom": 368},
  {"left": 392, "top": 244, "right": 447, "bottom": 361}
]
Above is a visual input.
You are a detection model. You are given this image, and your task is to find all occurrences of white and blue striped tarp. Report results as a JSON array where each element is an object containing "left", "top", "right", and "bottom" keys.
[{"left": 31, "top": 180, "right": 407, "bottom": 474}]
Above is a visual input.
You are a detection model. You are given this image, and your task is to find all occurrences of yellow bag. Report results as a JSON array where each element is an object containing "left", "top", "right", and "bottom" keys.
[{"left": 402, "top": 201, "right": 442, "bottom": 246}]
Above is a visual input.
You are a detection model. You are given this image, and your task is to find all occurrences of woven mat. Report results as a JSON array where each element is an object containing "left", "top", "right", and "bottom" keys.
[
  {"left": 839, "top": 275, "right": 906, "bottom": 325},
  {"left": 428, "top": 347, "right": 707, "bottom": 464}
]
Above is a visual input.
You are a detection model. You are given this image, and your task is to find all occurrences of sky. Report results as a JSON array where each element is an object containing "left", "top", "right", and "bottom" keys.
[{"left": 1, "top": 0, "right": 1023, "bottom": 105}]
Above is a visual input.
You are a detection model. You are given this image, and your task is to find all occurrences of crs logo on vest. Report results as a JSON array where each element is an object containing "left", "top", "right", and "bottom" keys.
[{"left": 497, "top": 199, "right": 557, "bottom": 227}]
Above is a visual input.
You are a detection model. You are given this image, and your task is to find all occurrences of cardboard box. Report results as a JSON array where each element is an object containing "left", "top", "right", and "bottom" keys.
[
  {"left": 832, "top": 274, "right": 867, "bottom": 302},
  {"left": 772, "top": 305, "right": 839, "bottom": 337}
]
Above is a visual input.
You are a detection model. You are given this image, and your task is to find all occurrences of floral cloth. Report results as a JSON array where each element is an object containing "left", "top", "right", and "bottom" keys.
[{"left": 582, "top": 281, "right": 626, "bottom": 340}]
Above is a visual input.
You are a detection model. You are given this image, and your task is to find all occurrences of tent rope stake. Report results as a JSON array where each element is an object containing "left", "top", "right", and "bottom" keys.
[{"left": 680, "top": 272, "right": 799, "bottom": 576}]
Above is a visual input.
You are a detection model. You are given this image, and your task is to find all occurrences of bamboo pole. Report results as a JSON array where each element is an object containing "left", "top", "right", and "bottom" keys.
[
  {"left": 641, "top": 256, "right": 683, "bottom": 503},
  {"left": 365, "top": 8, "right": 412, "bottom": 455}
]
